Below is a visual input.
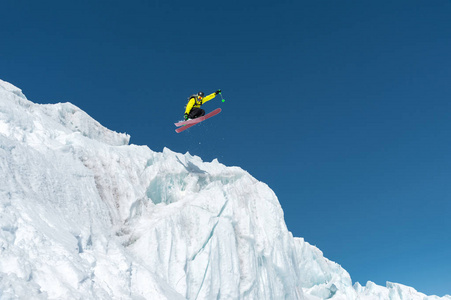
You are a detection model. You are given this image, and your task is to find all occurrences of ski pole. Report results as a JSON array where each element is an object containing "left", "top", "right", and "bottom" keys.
[{"left": 218, "top": 90, "right": 225, "bottom": 102}]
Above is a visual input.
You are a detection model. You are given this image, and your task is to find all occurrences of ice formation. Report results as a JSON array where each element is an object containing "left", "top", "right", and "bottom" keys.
[{"left": 0, "top": 79, "right": 449, "bottom": 299}]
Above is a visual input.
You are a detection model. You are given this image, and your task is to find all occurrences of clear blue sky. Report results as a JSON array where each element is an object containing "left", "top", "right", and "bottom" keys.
[{"left": 1, "top": 0, "right": 450, "bottom": 296}]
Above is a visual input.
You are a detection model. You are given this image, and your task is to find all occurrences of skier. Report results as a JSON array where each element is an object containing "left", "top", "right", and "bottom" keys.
[{"left": 184, "top": 90, "right": 221, "bottom": 121}]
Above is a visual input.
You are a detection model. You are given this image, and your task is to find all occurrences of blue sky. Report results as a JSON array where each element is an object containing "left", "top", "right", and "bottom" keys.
[{"left": 1, "top": 0, "right": 450, "bottom": 296}]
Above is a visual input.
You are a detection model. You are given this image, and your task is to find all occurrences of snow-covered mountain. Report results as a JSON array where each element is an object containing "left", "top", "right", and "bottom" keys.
[{"left": 0, "top": 79, "right": 449, "bottom": 300}]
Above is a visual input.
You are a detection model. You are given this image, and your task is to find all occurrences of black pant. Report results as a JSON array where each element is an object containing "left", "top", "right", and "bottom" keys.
[{"left": 189, "top": 108, "right": 205, "bottom": 119}]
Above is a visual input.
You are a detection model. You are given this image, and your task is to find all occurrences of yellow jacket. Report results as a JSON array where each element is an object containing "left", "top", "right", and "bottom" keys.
[{"left": 184, "top": 92, "right": 217, "bottom": 115}]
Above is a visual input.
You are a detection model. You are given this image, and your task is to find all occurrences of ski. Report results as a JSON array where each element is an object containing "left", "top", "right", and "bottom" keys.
[
  {"left": 174, "top": 108, "right": 222, "bottom": 127},
  {"left": 175, "top": 122, "right": 197, "bottom": 133},
  {"left": 175, "top": 108, "right": 222, "bottom": 133}
]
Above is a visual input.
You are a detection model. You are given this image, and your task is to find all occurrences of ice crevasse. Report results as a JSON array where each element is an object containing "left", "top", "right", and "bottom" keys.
[{"left": 0, "top": 79, "right": 449, "bottom": 300}]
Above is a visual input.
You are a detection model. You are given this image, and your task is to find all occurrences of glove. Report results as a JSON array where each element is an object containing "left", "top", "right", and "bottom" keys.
[
  {"left": 184, "top": 113, "right": 189, "bottom": 121},
  {"left": 215, "top": 89, "right": 221, "bottom": 95}
]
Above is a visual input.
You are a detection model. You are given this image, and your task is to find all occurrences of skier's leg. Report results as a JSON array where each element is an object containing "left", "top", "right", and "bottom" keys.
[
  {"left": 188, "top": 108, "right": 199, "bottom": 119},
  {"left": 189, "top": 108, "right": 205, "bottom": 119}
]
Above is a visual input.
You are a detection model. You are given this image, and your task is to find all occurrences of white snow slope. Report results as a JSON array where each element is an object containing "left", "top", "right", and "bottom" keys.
[{"left": 0, "top": 79, "right": 449, "bottom": 300}]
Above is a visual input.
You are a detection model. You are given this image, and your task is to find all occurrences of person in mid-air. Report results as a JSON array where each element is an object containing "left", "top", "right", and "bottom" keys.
[{"left": 184, "top": 90, "right": 221, "bottom": 120}]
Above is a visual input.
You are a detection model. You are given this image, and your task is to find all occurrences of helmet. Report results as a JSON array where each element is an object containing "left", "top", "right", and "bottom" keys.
[{"left": 197, "top": 91, "right": 205, "bottom": 98}]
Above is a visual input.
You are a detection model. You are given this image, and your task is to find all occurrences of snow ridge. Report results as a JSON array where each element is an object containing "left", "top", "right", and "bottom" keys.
[{"left": 0, "top": 79, "right": 449, "bottom": 299}]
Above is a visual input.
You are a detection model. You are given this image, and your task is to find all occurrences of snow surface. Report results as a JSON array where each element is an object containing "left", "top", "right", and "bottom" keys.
[{"left": 0, "top": 78, "right": 449, "bottom": 299}]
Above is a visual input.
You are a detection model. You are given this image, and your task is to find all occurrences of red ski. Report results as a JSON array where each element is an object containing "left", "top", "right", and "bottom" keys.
[
  {"left": 175, "top": 108, "right": 221, "bottom": 133},
  {"left": 175, "top": 122, "right": 197, "bottom": 133},
  {"left": 175, "top": 108, "right": 222, "bottom": 127}
]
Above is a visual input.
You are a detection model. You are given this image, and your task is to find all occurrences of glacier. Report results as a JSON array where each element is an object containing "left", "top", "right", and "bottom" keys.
[{"left": 0, "top": 78, "right": 449, "bottom": 299}]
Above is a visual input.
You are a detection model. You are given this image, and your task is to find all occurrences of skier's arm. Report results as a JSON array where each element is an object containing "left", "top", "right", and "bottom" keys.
[
  {"left": 201, "top": 92, "right": 217, "bottom": 104},
  {"left": 184, "top": 98, "right": 195, "bottom": 115}
]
